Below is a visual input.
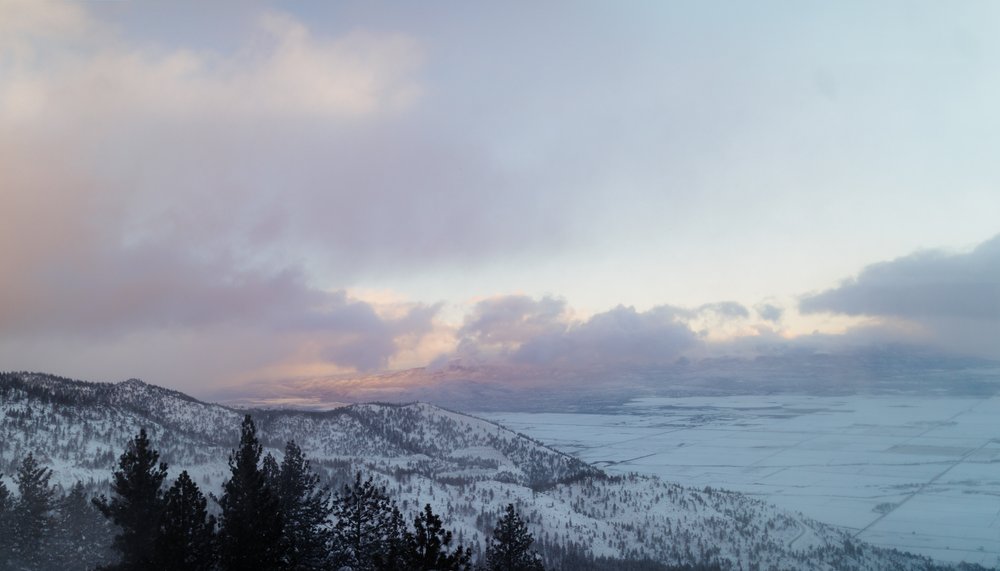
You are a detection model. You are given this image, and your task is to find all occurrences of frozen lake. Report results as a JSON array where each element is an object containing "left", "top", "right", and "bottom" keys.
[{"left": 482, "top": 395, "right": 1000, "bottom": 567}]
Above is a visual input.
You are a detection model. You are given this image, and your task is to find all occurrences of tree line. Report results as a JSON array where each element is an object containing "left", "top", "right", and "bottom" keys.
[
  {"left": 0, "top": 414, "right": 545, "bottom": 571},
  {"left": 0, "top": 453, "right": 112, "bottom": 570}
]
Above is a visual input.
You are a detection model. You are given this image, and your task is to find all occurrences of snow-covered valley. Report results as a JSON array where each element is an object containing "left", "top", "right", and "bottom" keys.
[
  {"left": 483, "top": 394, "right": 1000, "bottom": 567},
  {"left": 2, "top": 372, "right": 995, "bottom": 570}
]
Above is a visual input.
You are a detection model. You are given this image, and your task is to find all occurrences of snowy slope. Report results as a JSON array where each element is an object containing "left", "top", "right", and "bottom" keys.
[{"left": 0, "top": 372, "right": 983, "bottom": 570}]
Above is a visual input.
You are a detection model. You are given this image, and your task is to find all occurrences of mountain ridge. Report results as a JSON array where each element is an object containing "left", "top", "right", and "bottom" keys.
[
  {"left": 208, "top": 349, "right": 1000, "bottom": 412},
  {"left": 0, "top": 371, "right": 988, "bottom": 570}
]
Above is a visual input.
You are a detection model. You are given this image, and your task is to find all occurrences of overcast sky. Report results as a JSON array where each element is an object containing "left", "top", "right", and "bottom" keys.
[{"left": 1, "top": 0, "right": 998, "bottom": 396}]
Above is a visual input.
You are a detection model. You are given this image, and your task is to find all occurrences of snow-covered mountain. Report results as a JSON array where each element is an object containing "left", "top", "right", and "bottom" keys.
[{"left": 0, "top": 372, "right": 987, "bottom": 570}]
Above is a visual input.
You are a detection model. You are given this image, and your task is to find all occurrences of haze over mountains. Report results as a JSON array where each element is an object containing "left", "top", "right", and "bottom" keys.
[{"left": 214, "top": 347, "right": 1000, "bottom": 412}]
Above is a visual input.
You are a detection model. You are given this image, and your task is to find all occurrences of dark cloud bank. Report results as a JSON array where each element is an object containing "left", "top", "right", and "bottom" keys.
[
  {"left": 801, "top": 234, "right": 1000, "bottom": 358},
  {"left": 219, "top": 235, "right": 1000, "bottom": 410},
  {"left": 801, "top": 235, "right": 1000, "bottom": 321}
]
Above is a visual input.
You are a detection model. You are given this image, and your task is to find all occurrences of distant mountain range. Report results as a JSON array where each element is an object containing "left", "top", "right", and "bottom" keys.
[
  {"left": 211, "top": 347, "right": 1000, "bottom": 412},
  {"left": 0, "top": 371, "right": 990, "bottom": 570}
]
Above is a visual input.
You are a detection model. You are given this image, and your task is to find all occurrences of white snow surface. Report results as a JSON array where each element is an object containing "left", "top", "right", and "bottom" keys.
[
  {"left": 0, "top": 373, "right": 988, "bottom": 570},
  {"left": 483, "top": 394, "right": 1000, "bottom": 567}
]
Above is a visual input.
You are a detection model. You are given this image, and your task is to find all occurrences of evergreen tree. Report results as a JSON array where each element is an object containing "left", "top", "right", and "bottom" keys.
[
  {"left": 331, "top": 472, "right": 398, "bottom": 571},
  {"left": 53, "top": 481, "right": 115, "bottom": 571},
  {"left": 373, "top": 505, "right": 410, "bottom": 571},
  {"left": 484, "top": 504, "right": 545, "bottom": 571},
  {"left": 0, "top": 474, "right": 13, "bottom": 570},
  {"left": 93, "top": 427, "right": 168, "bottom": 570},
  {"left": 407, "top": 503, "right": 472, "bottom": 571},
  {"left": 275, "top": 440, "right": 332, "bottom": 570},
  {"left": 218, "top": 414, "right": 285, "bottom": 571},
  {"left": 155, "top": 471, "right": 217, "bottom": 571},
  {"left": 12, "top": 452, "right": 57, "bottom": 569},
  {"left": 0, "top": 476, "right": 9, "bottom": 510},
  {"left": 262, "top": 452, "right": 281, "bottom": 489}
]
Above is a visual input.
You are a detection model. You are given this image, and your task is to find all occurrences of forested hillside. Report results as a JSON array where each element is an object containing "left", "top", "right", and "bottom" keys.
[{"left": 0, "top": 372, "right": 990, "bottom": 571}]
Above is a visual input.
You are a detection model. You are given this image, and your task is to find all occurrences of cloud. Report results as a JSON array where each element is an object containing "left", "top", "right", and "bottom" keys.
[
  {"left": 0, "top": 1, "right": 423, "bottom": 123},
  {"left": 0, "top": 111, "right": 441, "bottom": 386},
  {"left": 207, "top": 285, "right": 998, "bottom": 408},
  {"left": 755, "top": 303, "right": 784, "bottom": 323},
  {"left": 519, "top": 305, "right": 699, "bottom": 366},
  {"left": 801, "top": 235, "right": 1000, "bottom": 321},
  {"left": 0, "top": 0, "right": 580, "bottom": 277},
  {"left": 0, "top": 1, "right": 578, "bottom": 391},
  {"left": 5, "top": 1, "right": 998, "bottom": 399},
  {"left": 0, "top": 0, "right": 92, "bottom": 63},
  {"left": 303, "top": 292, "right": 441, "bottom": 371},
  {"left": 0, "top": 272, "right": 441, "bottom": 393},
  {"left": 800, "top": 234, "right": 1000, "bottom": 357},
  {"left": 457, "top": 295, "right": 570, "bottom": 353},
  {"left": 697, "top": 302, "right": 750, "bottom": 320},
  {"left": 454, "top": 296, "right": 700, "bottom": 367}
]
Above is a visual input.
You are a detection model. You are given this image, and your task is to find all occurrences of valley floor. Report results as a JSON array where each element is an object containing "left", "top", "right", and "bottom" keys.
[{"left": 483, "top": 394, "right": 1000, "bottom": 568}]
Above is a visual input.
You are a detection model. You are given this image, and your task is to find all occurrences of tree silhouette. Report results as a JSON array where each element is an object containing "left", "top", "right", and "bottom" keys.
[
  {"left": 484, "top": 504, "right": 544, "bottom": 571},
  {"left": 262, "top": 452, "right": 280, "bottom": 488},
  {"left": 53, "top": 481, "right": 113, "bottom": 570},
  {"left": 218, "top": 415, "right": 285, "bottom": 571},
  {"left": 275, "top": 440, "right": 332, "bottom": 570},
  {"left": 407, "top": 503, "right": 472, "bottom": 570},
  {"left": 13, "top": 452, "right": 57, "bottom": 569},
  {"left": 332, "top": 472, "right": 397, "bottom": 570},
  {"left": 373, "top": 505, "right": 410, "bottom": 571},
  {"left": 0, "top": 474, "right": 12, "bottom": 569},
  {"left": 94, "top": 428, "right": 168, "bottom": 570},
  {"left": 156, "top": 470, "right": 217, "bottom": 570}
]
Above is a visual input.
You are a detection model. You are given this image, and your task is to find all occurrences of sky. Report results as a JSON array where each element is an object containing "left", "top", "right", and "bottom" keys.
[{"left": 1, "top": 0, "right": 998, "bottom": 397}]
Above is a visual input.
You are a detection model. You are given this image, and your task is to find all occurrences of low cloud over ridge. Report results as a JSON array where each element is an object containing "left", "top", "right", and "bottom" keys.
[
  {"left": 801, "top": 234, "right": 1000, "bottom": 321},
  {"left": 801, "top": 234, "right": 1000, "bottom": 357},
  {"left": 453, "top": 296, "right": 758, "bottom": 368}
]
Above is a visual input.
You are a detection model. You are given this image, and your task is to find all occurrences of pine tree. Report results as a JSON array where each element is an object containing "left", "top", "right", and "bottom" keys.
[
  {"left": 93, "top": 427, "right": 168, "bottom": 570},
  {"left": 155, "top": 471, "right": 217, "bottom": 571},
  {"left": 218, "top": 414, "right": 286, "bottom": 571},
  {"left": 0, "top": 474, "right": 13, "bottom": 570},
  {"left": 373, "top": 505, "right": 410, "bottom": 571},
  {"left": 275, "top": 440, "right": 332, "bottom": 570},
  {"left": 0, "top": 475, "right": 9, "bottom": 509},
  {"left": 262, "top": 452, "right": 281, "bottom": 489},
  {"left": 484, "top": 504, "right": 545, "bottom": 571},
  {"left": 53, "top": 481, "right": 115, "bottom": 571},
  {"left": 13, "top": 452, "right": 57, "bottom": 569},
  {"left": 331, "top": 472, "right": 398, "bottom": 571},
  {"left": 407, "top": 503, "right": 472, "bottom": 571}
]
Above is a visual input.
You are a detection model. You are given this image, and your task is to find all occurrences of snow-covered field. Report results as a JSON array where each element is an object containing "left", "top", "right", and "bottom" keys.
[{"left": 483, "top": 395, "right": 1000, "bottom": 567}]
